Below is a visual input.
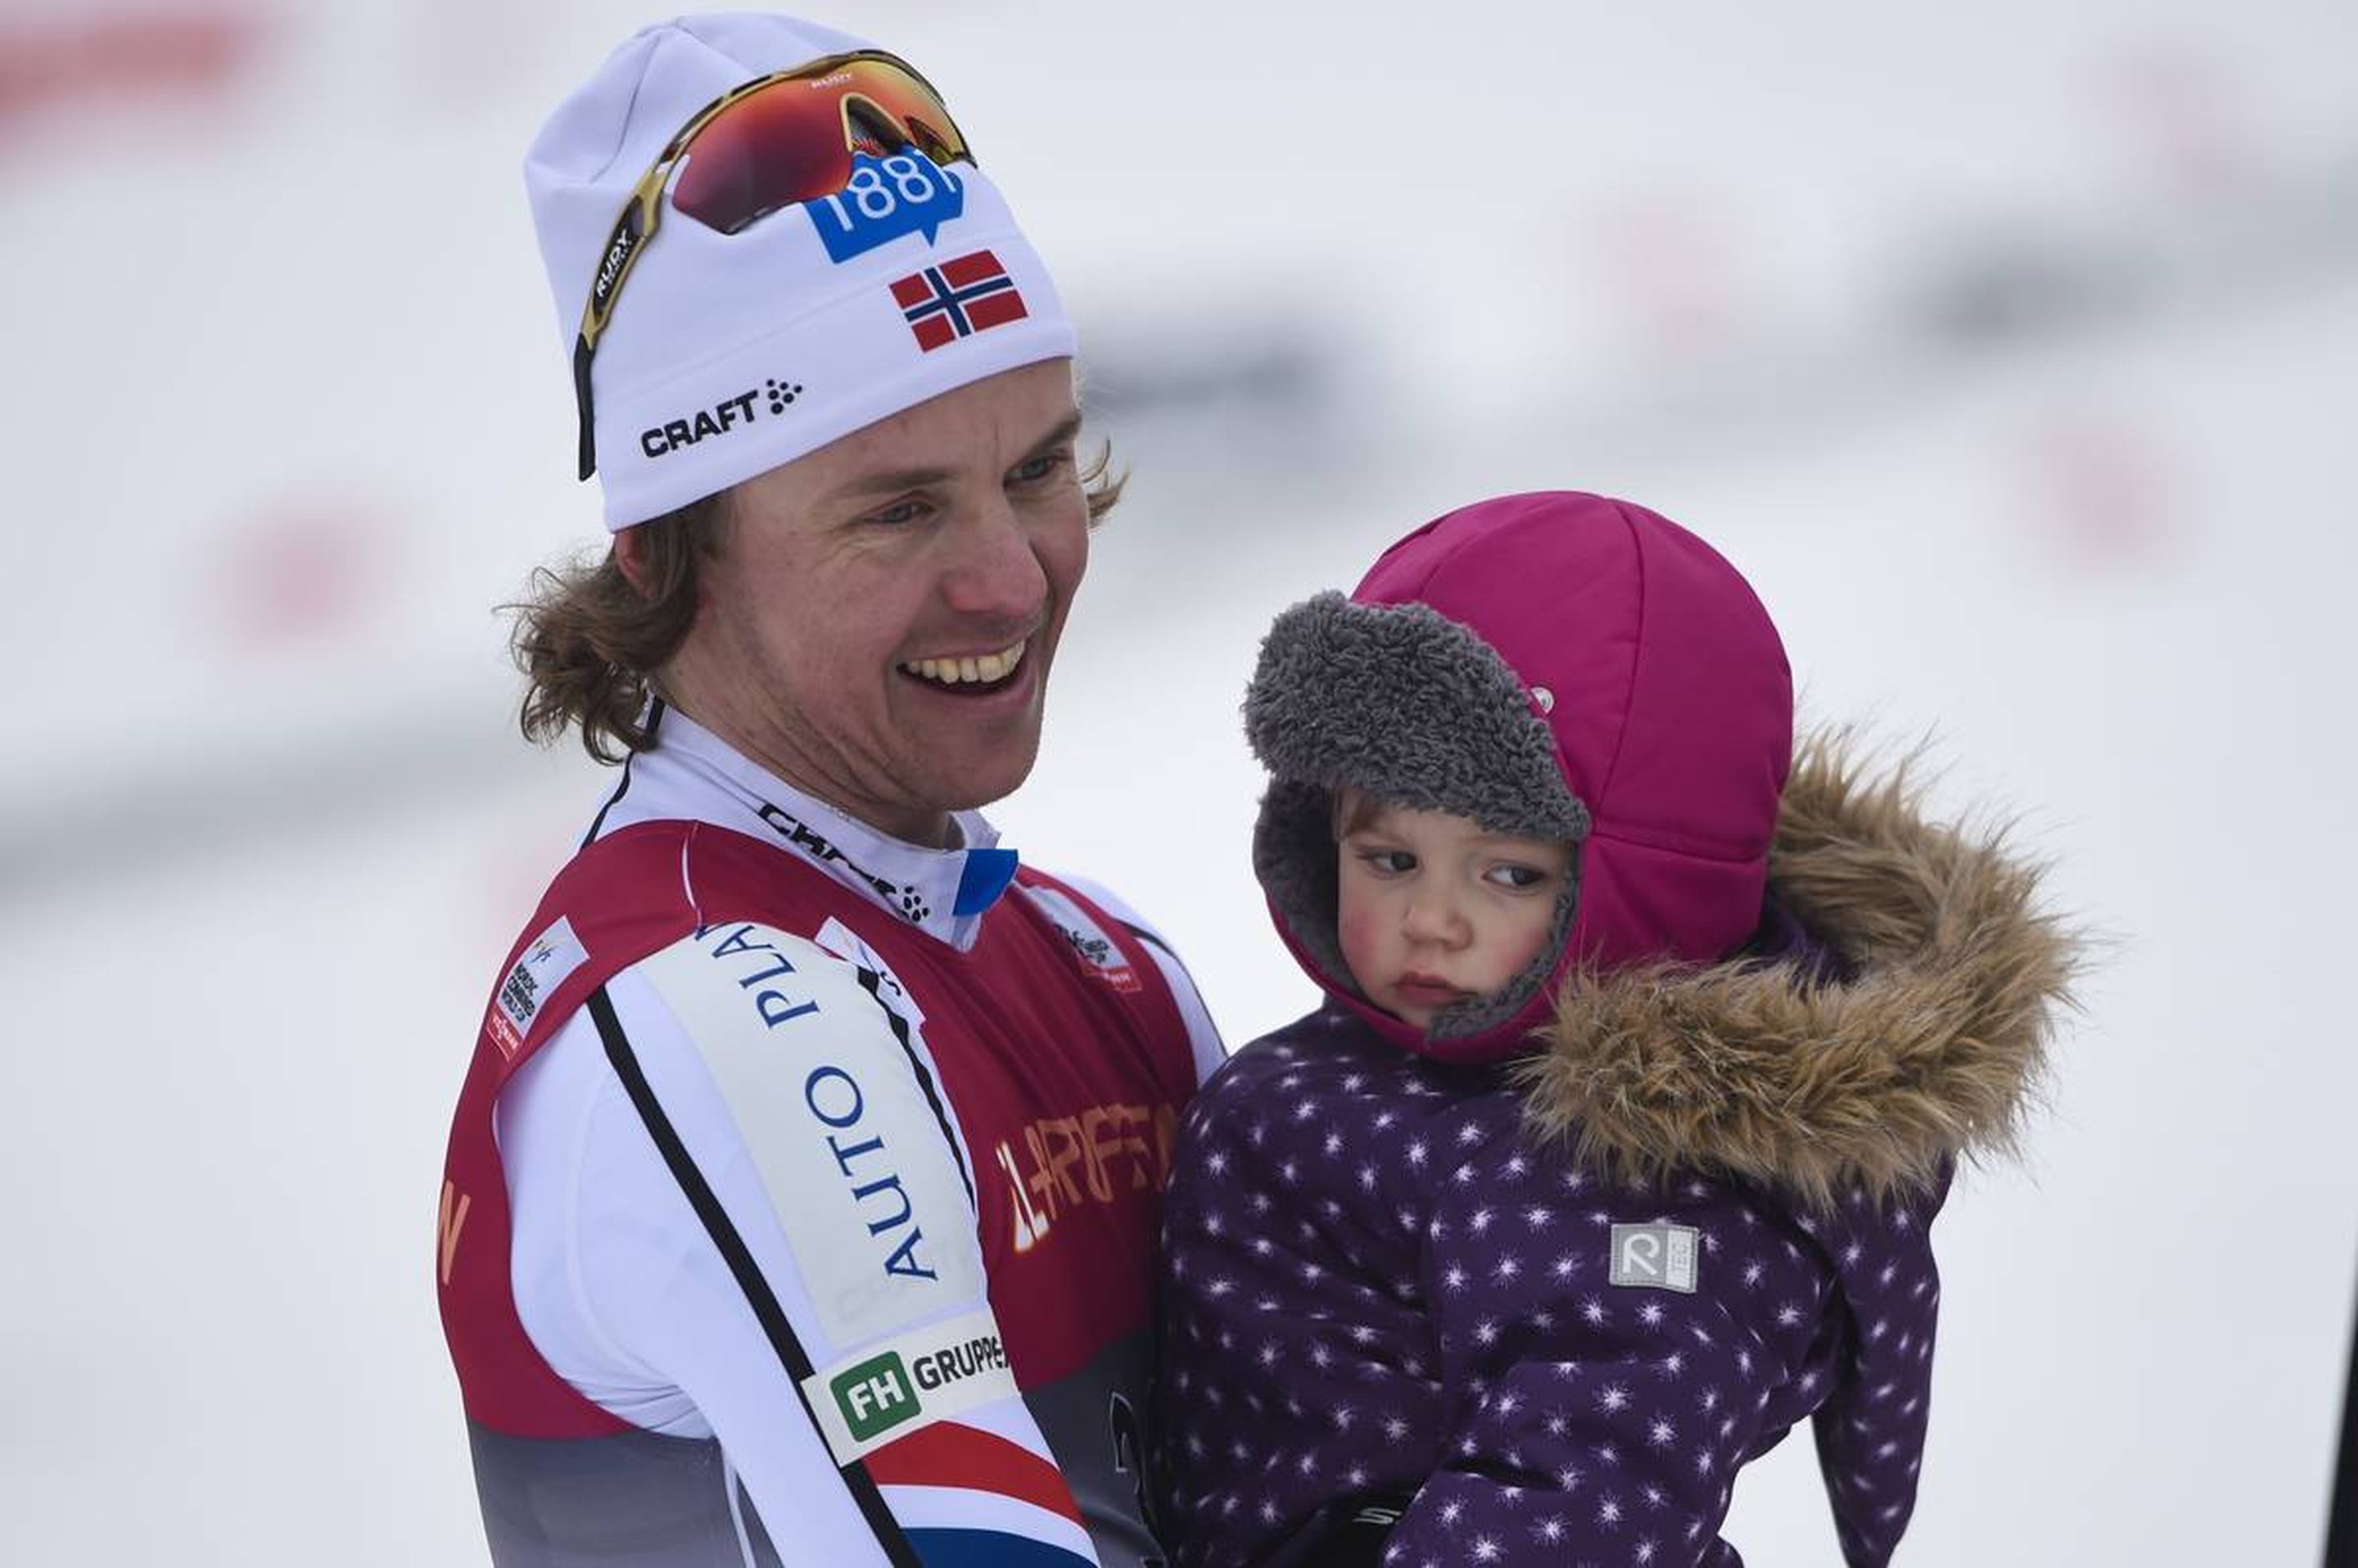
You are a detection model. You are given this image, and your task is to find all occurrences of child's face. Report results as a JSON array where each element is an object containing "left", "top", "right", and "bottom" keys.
[{"left": 1334, "top": 794, "right": 1573, "bottom": 1030}]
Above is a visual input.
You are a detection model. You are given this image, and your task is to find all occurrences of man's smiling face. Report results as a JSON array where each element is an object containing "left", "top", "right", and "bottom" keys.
[{"left": 659, "top": 358, "right": 1090, "bottom": 844}]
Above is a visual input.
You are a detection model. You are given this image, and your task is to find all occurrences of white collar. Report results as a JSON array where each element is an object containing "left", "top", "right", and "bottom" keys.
[{"left": 590, "top": 704, "right": 1018, "bottom": 952}]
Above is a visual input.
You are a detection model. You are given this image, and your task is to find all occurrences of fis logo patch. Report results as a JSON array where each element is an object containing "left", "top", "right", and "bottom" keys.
[
  {"left": 490, "top": 915, "right": 589, "bottom": 1057},
  {"left": 804, "top": 150, "right": 967, "bottom": 263},
  {"left": 890, "top": 250, "right": 1028, "bottom": 353},
  {"left": 1610, "top": 1222, "right": 1701, "bottom": 1294}
]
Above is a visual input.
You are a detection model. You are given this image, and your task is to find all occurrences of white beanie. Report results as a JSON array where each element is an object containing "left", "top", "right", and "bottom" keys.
[{"left": 526, "top": 13, "right": 1078, "bottom": 530}]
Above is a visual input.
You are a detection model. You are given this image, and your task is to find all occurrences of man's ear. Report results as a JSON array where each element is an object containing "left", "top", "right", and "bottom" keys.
[{"left": 612, "top": 523, "right": 654, "bottom": 596}]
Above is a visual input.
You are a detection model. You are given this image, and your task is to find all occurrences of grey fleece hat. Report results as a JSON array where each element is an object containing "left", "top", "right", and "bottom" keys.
[{"left": 1244, "top": 592, "right": 1592, "bottom": 1042}]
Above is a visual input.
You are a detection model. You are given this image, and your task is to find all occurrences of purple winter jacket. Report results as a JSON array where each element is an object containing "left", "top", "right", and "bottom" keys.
[
  {"left": 1158, "top": 496, "right": 2072, "bottom": 1566},
  {"left": 1156, "top": 738, "right": 2070, "bottom": 1567}
]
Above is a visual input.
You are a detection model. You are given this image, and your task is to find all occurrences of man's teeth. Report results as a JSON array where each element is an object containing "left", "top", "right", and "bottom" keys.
[{"left": 901, "top": 641, "right": 1027, "bottom": 685}]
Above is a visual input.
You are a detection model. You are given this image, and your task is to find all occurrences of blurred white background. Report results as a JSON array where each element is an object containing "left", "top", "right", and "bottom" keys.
[{"left": 3, "top": 0, "right": 2354, "bottom": 1561}]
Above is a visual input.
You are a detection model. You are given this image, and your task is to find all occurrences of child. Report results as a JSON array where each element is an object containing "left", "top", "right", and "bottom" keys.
[{"left": 1154, "top": 491, "right": 2076, "bottom": 1567}]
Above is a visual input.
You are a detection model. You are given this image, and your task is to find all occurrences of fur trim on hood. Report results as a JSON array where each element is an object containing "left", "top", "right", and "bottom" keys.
[{"left": 1510, "top": 731, "right": 2081, "bottom": 1210}]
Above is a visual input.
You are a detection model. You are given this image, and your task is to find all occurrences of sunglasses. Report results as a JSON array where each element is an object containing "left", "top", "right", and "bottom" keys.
[{"left": 571, "top": 50, "right": 974, "bottom": 479}]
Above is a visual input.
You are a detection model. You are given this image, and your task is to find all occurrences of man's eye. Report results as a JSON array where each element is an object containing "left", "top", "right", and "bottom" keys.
[
  {"left": 1008, "top": 451, "right": 1069, "bottom": 486},
  {"left": 864, "top": 499, "right": 927, "bottom": 526}
]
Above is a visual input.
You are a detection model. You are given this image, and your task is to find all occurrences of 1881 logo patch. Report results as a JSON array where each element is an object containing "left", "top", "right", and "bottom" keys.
[{"left": 802, "top": 150, "right": 967, "bottom": 263}]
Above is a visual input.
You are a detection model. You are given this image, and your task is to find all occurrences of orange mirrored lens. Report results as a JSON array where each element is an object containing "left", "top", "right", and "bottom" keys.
[{"left": 669, "top": 57, "right": 969, "bottom": 235}]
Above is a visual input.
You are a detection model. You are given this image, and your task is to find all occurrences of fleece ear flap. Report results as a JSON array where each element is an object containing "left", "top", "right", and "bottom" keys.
[{"left": 1251, "top": 779, "right": 1357, "bottom": 999}]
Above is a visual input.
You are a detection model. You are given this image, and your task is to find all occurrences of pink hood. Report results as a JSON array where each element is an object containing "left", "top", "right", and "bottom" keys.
[{"left": 1247, "top": 491, "right": 1794, "bottom": 1064}]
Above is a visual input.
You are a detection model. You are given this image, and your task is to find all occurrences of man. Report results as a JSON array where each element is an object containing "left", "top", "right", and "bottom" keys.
[{"left": 435, "top": 16, "right": 1223, "bottom": 1566}]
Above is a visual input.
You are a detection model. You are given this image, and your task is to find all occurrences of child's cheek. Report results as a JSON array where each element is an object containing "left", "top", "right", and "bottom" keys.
[{"left": 1335, "top": 906, "right": 1381, "bottom": 987}]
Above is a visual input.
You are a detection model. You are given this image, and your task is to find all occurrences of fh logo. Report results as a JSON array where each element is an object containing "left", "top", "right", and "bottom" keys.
[
  {"left": 802, "top": 1309, "right": 1016, "bottom": 1465},
  {"left": 1609, "top": 1222, "right": 1700, "bottom": 1294},
  {"left": 831, "top": 1352, "right": 918, "bottom": 1443}
]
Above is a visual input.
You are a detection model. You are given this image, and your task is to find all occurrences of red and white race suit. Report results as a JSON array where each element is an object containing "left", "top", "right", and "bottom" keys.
[{"left": 439, "top": 705, "right": 1222, "bottom": 1566}]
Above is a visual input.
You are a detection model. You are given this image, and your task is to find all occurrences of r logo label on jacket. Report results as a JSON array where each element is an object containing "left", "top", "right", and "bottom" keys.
[{"left": 1610, "top": 1222, "right": 1701, "bottom": 1294}]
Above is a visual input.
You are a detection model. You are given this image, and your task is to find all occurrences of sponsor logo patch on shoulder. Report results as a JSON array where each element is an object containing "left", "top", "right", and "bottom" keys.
[
  {"left": 1019, "top": 885, "right": 1141, "bottom": 993},
  {"left": 1610, "top": 1221, "right": 1701, "bottom": 1294},
  {"left": 800, "top": 1306, "right": 1018, "bottom": 1464},
  {"left": 490, "top": 915, "right": 589, "bottom": 1057}
]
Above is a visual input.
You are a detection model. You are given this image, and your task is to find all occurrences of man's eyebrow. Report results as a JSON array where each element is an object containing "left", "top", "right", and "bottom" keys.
[
  {"left": 824, "top": 410, "right": 1087, "bottom": 504},
  {"left": 1023, "top": 410, "right": 1086, "bottom": 459},
  {"left": 824, "top": 461, "right": 955, "bottom": 502}
]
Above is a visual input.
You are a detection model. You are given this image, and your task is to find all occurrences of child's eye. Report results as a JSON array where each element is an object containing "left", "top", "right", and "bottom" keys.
[
  {"left": 1488, "top": 863, "right": 1553, "bottom": 891},
  {"left": 1357, "top": 847, "right": 1416, "bottom": 876}
]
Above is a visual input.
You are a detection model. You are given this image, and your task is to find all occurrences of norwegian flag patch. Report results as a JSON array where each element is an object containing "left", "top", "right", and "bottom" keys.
[{"left": 889, "top": 250, "right": 1028, "bottom": 352}]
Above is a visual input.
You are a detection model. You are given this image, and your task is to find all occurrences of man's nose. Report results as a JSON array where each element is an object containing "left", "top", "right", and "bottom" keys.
[{"left": 941, "top": 493, "right": 1047, "bottom": 623}]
